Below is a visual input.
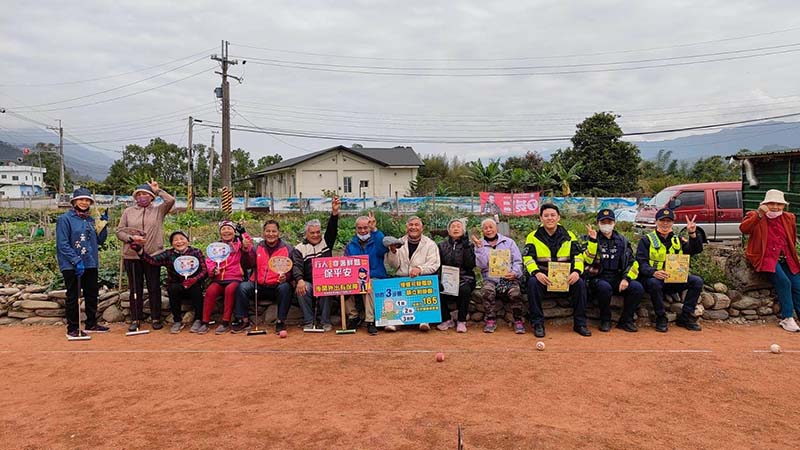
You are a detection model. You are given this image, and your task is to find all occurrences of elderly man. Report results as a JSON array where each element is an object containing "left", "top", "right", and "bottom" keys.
[
  {"left": 524, "top": 203, "right": 591, "bottom": 337},
  {"left": 344, "top": 211, "right": 386, "bottom": 335},
  {"left": 232, "top": 220, "right": 294, "bottom": 335},
  {"left": 474, "top": 218, "right": 525, "bottom": 334},
  {"left": 636, "top": 208, "right": 704, "bottom": 332},
  {"left": 385, "top": 216, "right": 442, "bottom": 331},
  {"left": 292, "top": 198, "right": 340, "bottom": 331}
]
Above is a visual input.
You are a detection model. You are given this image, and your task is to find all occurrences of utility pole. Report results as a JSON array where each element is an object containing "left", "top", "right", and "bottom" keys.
[
  {"left": 187, "top": 116, "right": 194, "bottom": 210},
  {"left": 47, "top": 120, "right": 64, "bottom": 195},
  {"left": 208, "top": 130, "right": 217, "bottom": 197},
  {"left": 211, "top": 40, "right": 239, "bottom": 216}
]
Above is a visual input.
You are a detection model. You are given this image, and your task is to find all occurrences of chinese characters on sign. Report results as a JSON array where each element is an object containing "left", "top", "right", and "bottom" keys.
[
  {"left": 311, "top": 256, "right": 371, "bottom": 297},
  {"left": 479, "top": 192, "right": 540, "bottom": 216},
  {"left": 374, "top": 275, "right": 441, "bottom": 326}
]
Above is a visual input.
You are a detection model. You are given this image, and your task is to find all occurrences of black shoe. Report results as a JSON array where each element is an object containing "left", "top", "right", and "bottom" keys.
[
  {"left": 151, "top": 320, "right": 163, "bottom": 330},
  {"left": 655, "top": 315, "right": 668, "bottom": 333},
  {"left": 675, "top": 314, "right": 702, "bottom": 331},
  {"left": 346, "top": 317, "right": 362, "bottom": 330},
  {"left": 599, "top": 320, "right": 612, "bottom": 332},
  {"left": 85, "top": 324, "right": 110, "bottom": 333},
  {"left": 128, "top": 321, "right": 139, "bottom": 333},
  {"left": 275, "top": 321, "right": 286, "bottom": 334},
  {"left": 573, "top": 325, "right": 592, "bottom": 337},
  {"left": 533, "top": 323, "right": 545, "bottom": 338},
  {"left": 616, "top": 321, "right": 638, "bottom": 333},
  {"left": 366, "top": 322, "right": 378, "bottom": 335}
]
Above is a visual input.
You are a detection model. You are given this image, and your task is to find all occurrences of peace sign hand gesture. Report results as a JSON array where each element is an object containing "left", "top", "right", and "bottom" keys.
[
  {"left": 368, "top": 211, "right": 377, "bottom": 232},
  {"left": 585, "top": 224, "right": 597, "bottom": 240},
  {"left": 686, "top": 215, "right": 697, "bottom": 234}
]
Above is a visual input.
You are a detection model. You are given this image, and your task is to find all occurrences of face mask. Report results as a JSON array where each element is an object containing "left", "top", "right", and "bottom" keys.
[
  {"left": 766, "top": 211, "right": 783, "bottom": 219},
  {"left": 136, "top": 197, "right": 152, "bottom": 207},
  {"left": 357, "top": 233, "right": 371, "bottom": 241},
  {"left": 599, "top": 224, "right": 614, "bottom": 235}
]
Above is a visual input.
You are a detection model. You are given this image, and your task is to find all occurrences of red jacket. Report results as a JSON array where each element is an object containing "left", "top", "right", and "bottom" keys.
[
  {"left": 739, "top": 210, "right": 799, "bottom": 271},
  {"left": 244, "top": 239, "right": 294, "bottom": 286}
]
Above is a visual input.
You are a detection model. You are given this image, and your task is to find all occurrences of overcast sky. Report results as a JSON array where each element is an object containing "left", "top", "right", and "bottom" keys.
[{"left": 2, "top": 0, "right": 800, "bottom": 163}]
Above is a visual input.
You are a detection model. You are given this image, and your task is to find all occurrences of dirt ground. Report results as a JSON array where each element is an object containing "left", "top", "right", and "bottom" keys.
[{"left": 0, "top": 322, "right": 798, "bottom": 450}]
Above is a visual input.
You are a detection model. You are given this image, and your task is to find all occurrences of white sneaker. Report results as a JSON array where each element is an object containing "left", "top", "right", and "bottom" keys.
[
  {"left": 779, "top": 317, "right": 800, "bottom": 332},
  {"left": 419, "top": 323, "right": 430, "bottom": 331},
  {"left": 384, "top": 325, "right": 397, "bottom": 332}
]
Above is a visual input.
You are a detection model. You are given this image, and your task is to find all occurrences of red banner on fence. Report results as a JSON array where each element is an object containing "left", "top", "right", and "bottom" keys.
[
  {"left": 479, "top": 192, "right": 540, "bottom": 216},
  {"left": 311, "top": 256, "right": 371, "bottom": 297}
]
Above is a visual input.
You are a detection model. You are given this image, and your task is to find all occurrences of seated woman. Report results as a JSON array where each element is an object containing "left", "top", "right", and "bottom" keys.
[
  {"left": 135, "top": 230, "right": 208, "bottom": 334},
  {"left": 740, "top": 189, "right": 800, "bottom": 333},
  {"left": 436, "top": 218, "right": 475, "bottom": 333},
  {"left": 198, "top": 220, "right": 252, "bottom": 335}
]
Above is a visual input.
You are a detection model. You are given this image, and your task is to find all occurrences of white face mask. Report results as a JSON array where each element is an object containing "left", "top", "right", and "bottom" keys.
[
  {"left": 766, "top": 211, "right": 783, "bottom": 219},
  {"left": 357, "top": 232, "right": 371, "bottom": 241},
  {"left": 598, "top": 224, "right": 614, "bottom": 235}
]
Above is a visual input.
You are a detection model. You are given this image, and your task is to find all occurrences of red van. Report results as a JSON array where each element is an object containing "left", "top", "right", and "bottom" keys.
[{"left": 634, "top": 181, "right": 742, "bottom": 241}]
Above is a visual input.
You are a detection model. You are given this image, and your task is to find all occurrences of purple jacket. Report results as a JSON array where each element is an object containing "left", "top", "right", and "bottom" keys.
[{"left": 474, "top": 233, "right": 523, "bottom": 283}]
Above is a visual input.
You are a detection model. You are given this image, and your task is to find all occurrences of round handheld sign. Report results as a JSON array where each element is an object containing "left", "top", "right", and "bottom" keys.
[
  {"left": 268, "top": 255, "right": 293, "bottom": 274},
  {"left": 206, "top": 242, "right": 231, "bottom": 266},
  {"left": 173, "top": 255, "right": 200, "bottom": 279}
]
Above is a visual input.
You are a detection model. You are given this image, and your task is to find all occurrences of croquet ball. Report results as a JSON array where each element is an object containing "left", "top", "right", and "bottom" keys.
[
  {"left": 770, "top": 343, "right": 782, "bottom": 354},
  {"left": 536, "top": 341, "right": 545, "bottom": 351},
  {"left": 435, "top": 352, "right": 445, "bottom": 362},
  {"left": 279, "top": 330, "right": 287, "bottom": 338}
]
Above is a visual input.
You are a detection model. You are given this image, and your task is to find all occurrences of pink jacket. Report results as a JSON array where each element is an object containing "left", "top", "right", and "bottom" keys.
[{"left": 205, "top": 232, "right": 252, "bottom": 282}]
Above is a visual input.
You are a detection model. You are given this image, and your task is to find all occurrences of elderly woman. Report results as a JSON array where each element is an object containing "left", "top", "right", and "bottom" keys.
[
  {"left": 436, "top": 218, "right": 475, "bottom": 333},
  {"left": 116, "top": 181, "right": 175, "bottom": 333},
  {"left": 740, "top": 189, "right": 800, "bottom": 333}
]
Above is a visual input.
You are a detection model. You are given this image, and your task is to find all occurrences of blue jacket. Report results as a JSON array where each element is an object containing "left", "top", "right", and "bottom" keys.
[
  {"left": 344, "top": 230, "right": 388, "bottom": 279},
  {"left": 56, "top": 210, "right": 106, "bottom": 271}
]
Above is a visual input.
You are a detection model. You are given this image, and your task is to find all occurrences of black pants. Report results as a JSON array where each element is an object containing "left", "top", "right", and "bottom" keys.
[
  {"left": 166, "top": 282, "right": 204, "bottom": 323},
  {"left": 527, "top": 277, "right": 588, "bottom": 327},
  {"left": 63, "top": 268, "right": 99, "bottom": 333},
  {"left": 590, "top": 277, "right": 645, "bottom": 323},
  {"left": 440, "top": 283, "right": 473, "bottom": 323},
  {"left": 125, "top": 259, "right": 162, "bottom": 321}
]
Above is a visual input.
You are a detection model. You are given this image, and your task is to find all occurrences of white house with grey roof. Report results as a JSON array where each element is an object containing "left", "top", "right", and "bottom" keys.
[{"left": 250, "top": 145, "right": 424, "bottom": 198}]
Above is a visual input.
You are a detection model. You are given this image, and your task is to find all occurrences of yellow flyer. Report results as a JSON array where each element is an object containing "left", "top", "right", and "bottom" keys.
[
  {"left": 547, "top": 262, "right": 571, "bottom": 292},
  {"left": 489, "top": 249, "right": 511, "bottom": 278},
  {"left": 665, "top": 254, "right": 690, "bottom": 283}
]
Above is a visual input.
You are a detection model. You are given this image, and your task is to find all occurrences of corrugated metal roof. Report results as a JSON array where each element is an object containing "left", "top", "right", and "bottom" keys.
[{"left": 730, "top": 148, "right": 800, "bottom": 160}]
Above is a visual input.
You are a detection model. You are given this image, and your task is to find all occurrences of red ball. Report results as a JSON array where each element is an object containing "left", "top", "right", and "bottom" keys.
[
  {"left": 279, "top": 330, "right": 287, "bottom": 338},
  {"left": 435, "top": 352, "right": 445, "bottom": 362}
]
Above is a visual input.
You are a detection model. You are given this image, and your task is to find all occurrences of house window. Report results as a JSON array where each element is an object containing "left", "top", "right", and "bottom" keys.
[
  {"left": 12, "top": 176, "right": 18, "bottom": 181},
  {"left": 359, "top": 180, "right": 369, "bottom": 188},
  {"left": 0, "top": 175, "right": 6, "bottom": 179},
  {"left": 343, "top": 177, "right": 352, "bottom": 193}
]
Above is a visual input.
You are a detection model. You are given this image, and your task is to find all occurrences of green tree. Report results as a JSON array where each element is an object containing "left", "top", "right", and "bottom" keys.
[
  {"left": 689, "top": 156, "right": 740, "bottom": 182},
  {"left": 468, "top": 158, "right": 506, "bottom": 192},
  {"left": 231, "top": 148, "right": 255, "bottom": 194},
  {"left": 529, "top": 163, "right": 557, "bottom": 194},
  {"left": 502, "top": 151, "right": 544, "bottom": 173},
  {"left": 255, "top": 153, "right": 283, "bottom": 170},
  {"left": 551, "top": 158, "right": 582, "bottom": 196},
  {"left": 505, "top": 168, "right": 530, "bottom": 193},
  {"left": 558, "top": 112, "right": 641, "bottom": 195}
]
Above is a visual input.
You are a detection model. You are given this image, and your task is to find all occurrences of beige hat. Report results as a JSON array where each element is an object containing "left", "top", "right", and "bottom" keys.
[{"left": 760, "top": 189, "right": 788, "bottom": 205}]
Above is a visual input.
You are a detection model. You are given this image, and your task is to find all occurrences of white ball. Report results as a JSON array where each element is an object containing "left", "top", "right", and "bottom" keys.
[
  {"left": 536, "top": 341, "right": 545, "bottom": 351},
  {"left": 770, "top": 343, "right": 782, "bottom": 354}
]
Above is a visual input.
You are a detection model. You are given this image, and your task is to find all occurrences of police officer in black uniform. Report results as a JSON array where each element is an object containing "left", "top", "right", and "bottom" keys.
[{"left": 584, "top": 209, "right": 644, "bottom": 332}]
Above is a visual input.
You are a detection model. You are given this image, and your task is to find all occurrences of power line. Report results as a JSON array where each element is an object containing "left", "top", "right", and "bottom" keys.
[
  {"left": 239, "top": 47, "right": 800, "bottom": 77},
  {"left": 0, "top": 48, "right": 217, "bottom": 88},
  {"left": 230, "top": 25, "right": 800, "bottom": 62},
  {"left": 194, "top": 110, "right": 800, "bottom": 144},
  {"left": 231, "top": 106, "right": 310, "bottom": 151},
  {"left": 234, "top": 41, "right": 800, "bottom": 72},
  {"left": 9, "top": 66, "right": 215, "bottom": 113},
  {"left": 12, "top": 57, "right": 210, "bottom": 110}
]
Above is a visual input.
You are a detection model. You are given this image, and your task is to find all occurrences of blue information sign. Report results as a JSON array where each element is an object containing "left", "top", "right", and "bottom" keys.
[{"left": 373, "top": 275, "right": 441, "bottom": 327}]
